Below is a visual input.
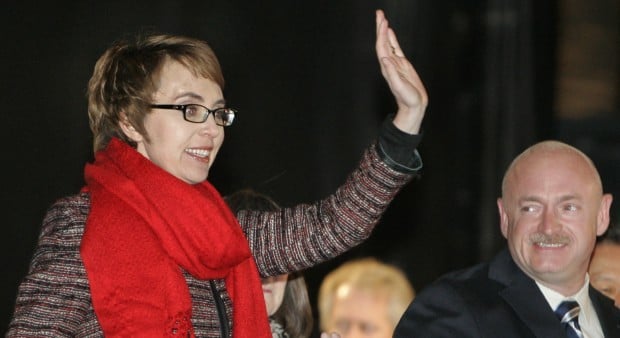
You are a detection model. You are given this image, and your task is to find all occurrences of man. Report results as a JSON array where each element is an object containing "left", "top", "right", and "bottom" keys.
[
  {"left": 589, "top": 225, "right": 620, "bottom": 308},
  {"left": 318, "top": 257, "right": 415, "bottom": 338},
  {"left": 394, "top": 140, "right": 620, "bottom": 337}
]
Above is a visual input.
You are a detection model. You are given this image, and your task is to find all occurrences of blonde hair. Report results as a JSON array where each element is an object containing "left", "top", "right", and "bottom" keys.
[{"left": 318, "top": 257, "right": 415, "bottom": 331}]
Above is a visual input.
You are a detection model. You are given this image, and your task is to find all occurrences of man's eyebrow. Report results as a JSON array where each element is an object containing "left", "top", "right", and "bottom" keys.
[{"left": 518, "top": 196, "right": 542, "bottom": 204}]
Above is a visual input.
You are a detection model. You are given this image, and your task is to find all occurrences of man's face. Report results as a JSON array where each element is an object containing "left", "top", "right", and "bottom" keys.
[
  {"left": 589, "top": 241, "right": 620, "bottom": 307},
  {"left": 325, "top": 286, "right": 394, "bottom": 338},
  {"left": 497, "top": 147, "right": 611, "bottom": 295}
]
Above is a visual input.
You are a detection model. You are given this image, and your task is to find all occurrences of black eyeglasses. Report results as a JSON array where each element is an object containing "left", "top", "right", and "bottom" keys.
[{"left": 150, "top": 104, "right": 236, "bottom": 126}]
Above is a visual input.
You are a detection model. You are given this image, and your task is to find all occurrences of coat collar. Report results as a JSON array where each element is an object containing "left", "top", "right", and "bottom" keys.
[
  {"left": 589, "top": 285, "right": 620, "bottom": 337},
  {"left": 489, "top": 249, "right": 577, "bottom": 337},
  {"left": 488, "top": 248, "right": 620, "bottom": 337}
]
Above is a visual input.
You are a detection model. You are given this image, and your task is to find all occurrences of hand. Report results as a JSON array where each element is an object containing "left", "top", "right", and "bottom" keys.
[
  {"left": 320, "top": 332, "right": 342, "bottom": 338},
  {"left": 375, "top": 9, "right": 428, "bottom": 134}
]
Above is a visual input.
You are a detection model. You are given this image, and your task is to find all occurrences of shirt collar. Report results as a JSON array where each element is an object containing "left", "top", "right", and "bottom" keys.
[{"left": 537, "top": 274, "right": 590, "bottom": 310}]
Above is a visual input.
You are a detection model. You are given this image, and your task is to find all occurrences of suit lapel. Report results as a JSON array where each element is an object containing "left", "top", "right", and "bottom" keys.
[{"left": 490, "top": 249, "right": 567, "bottom": 338}]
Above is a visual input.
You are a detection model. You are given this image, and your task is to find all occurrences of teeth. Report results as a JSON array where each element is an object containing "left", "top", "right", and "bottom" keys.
[
  {"left": 185, "top": 148, "right": 209, "bottom": 158},
  {"left": 536, "top": 242, "right": 564, "bottom": 248}
]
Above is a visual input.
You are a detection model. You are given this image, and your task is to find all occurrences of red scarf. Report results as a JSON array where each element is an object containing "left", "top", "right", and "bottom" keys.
[{"left": 80, "top": 138, "right": 271, "bottom": 337}]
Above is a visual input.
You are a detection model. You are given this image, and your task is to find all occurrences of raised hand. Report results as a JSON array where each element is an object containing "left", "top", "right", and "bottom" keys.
[{"left": 375, "top": 9, "right": 428, "bottom": 134}]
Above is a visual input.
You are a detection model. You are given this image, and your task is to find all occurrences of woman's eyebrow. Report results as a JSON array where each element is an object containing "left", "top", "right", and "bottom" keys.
[
  {"left": 173, "top": 92, "right": 226, "bottom": 106},
  {"left": 173, "top": 92, "right": 204, "bottom": 102}
]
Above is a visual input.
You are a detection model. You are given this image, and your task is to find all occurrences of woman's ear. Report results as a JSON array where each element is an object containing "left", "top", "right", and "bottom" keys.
[{"left": 119, "top": 113, "right": 143, "bottom": 142}]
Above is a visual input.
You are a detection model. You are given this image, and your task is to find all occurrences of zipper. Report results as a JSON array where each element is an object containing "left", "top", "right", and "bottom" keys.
[{"left": 209, "top": 280, "right": 230, "bottom": 337}]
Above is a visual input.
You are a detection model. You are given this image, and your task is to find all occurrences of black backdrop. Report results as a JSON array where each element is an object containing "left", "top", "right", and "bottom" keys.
[{"left": 4, "top": 0, "right": 618, "bottom": 335}]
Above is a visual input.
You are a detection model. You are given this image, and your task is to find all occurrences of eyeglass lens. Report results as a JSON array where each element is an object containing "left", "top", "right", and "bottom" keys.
[{"left": 184, "top": 105, "right": 235, "bottom": 126}]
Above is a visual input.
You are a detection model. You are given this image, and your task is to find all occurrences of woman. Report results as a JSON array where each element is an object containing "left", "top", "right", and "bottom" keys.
[
  {"left": 8, "top": 9, "right": 427, "bottom": 337},
  {"left": 226, "top": 188, "right": 314, "bottom": 338}
]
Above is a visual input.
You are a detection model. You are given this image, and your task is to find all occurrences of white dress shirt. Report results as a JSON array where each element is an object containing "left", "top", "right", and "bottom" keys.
[{"left": 537, "top": 274, "right": 604, "bottom": 338}]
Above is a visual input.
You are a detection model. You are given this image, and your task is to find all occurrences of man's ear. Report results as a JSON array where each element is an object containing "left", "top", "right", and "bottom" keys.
[
  {"left": 119, "top": 113, "right": 143, "bottom": 142},
  {"left": 596, "top": 193, "right": 613, "bottom": 236},
  {"left": 498, "top": 198, "right": 509, "bottom": 239}
]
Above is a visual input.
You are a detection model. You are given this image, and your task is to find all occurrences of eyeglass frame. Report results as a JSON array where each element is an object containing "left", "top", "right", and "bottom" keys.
[{"left": 149, "top": 104, "right": 237, "bottom": 126}]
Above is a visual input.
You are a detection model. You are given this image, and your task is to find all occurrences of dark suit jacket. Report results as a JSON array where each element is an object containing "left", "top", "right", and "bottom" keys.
[{"left": 394, "top": 249, "right": 620, "bottom": 338}]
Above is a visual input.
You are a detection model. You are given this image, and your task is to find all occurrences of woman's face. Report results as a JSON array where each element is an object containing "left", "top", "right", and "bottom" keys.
[
  {"left": 128, "top": 60, "right": 225, "bottom": 184},
  {"left": 589, "top": 241, "right": 620, "bottom": 307},
  {"left": 262, "top": 274, "right": 288, "bottom": 316}
]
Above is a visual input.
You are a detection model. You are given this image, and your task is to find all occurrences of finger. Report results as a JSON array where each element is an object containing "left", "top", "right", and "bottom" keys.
[
  {"left": 375, "top": 9, "right": 385, "bottom": 37},
  {"left": 376, "top": 11, "right": 405, "bottom": 63},
  {"left": 375, "top": 10, "right": 393, "bottom": 60},
  {"left": 387, "top": 28, "right": 405, "bottom": 57}
]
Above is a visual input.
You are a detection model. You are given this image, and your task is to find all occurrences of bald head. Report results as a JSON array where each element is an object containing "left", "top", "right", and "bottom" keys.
[{"left": 501, "top": 140, "right": 603, "bottom": 199}]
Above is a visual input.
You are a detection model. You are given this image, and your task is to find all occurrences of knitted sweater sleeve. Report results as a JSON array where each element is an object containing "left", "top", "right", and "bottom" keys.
[
  {"left": 7, "top": 194, "right": 101, "bottom": 337},
  {"left": 238, "top": 143, "right": 415, "bottom": 277}
]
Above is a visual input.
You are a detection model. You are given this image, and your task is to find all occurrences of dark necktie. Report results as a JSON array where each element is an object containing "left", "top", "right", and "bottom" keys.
[{"left": 554, "top": 300, "right": 584, "bottom": 338}]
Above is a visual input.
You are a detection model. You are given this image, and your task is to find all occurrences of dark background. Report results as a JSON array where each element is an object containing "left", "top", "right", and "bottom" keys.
[{"left": 2, "top": 0, "right": 619, "bottom": 335}]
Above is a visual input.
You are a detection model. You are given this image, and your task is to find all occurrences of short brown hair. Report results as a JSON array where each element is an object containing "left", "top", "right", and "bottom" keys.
[{"left": 87, "top": 33, "right": 224, "bottom": 153}]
